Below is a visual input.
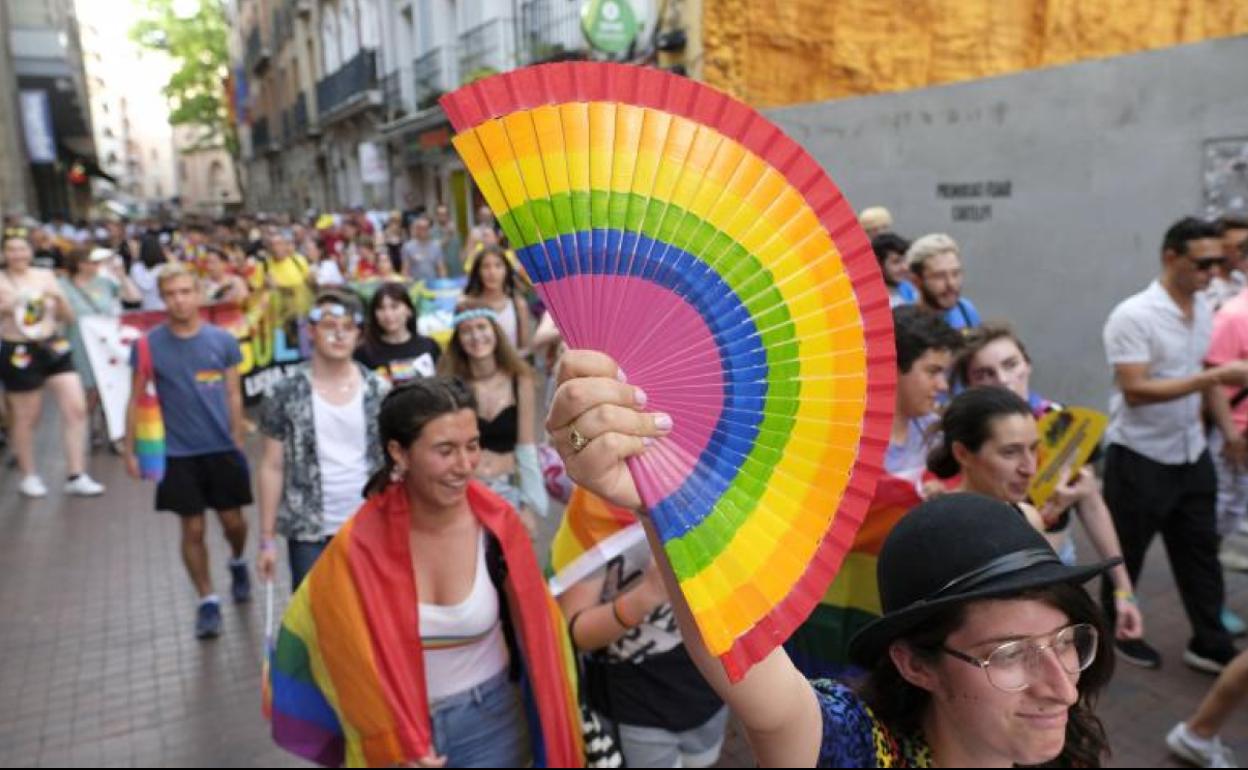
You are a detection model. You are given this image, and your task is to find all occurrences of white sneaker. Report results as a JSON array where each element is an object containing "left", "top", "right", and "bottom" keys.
[
  {"left": 64, "top": 474, "right": 105, "bottom": 497},
  {"left": 19, "top": 475, "right": 48, "bottom": 498},
  {"left": 1166, "top": 722, "right": 1239, "bottom": 768}
]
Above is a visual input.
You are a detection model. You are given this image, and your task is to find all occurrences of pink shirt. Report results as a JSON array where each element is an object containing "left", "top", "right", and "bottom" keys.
[{"left": 1206, "top": 289, "right": 1248, "bottom": 432}]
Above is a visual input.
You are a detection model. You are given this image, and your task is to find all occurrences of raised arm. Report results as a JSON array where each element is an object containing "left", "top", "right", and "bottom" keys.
[{"left": 548, "top": 350, "right": 824, "bottom": 767}]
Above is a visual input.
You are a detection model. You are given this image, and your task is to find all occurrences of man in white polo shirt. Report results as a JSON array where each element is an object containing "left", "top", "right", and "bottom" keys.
[{"left": 1102, "top": 217, "right": 1248, "bottom": 674}]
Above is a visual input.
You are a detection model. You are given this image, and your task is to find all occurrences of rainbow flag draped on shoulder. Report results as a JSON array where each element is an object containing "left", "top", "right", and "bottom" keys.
[
  {"left": 786, "top": 476, "right": 922, "bottom": 680},
  {"left": 549, "top": 486, "right": 646, "bottom": 597},
  {"left": 268, "top": 481, "right": 584, "bottom": 767}
]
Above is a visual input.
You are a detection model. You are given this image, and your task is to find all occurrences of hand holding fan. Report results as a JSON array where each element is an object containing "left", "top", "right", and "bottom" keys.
[{"left": 441, "top": 64, "right": 895, "bottom": 681}]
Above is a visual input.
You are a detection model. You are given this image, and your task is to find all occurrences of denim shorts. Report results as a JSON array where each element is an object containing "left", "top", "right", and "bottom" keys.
[{"left": 431, "top": 670, "right": 531, "bottom": 768}]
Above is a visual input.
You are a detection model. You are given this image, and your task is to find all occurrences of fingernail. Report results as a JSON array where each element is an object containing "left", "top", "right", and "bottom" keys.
[
  {"left": 617, "top": 367, "right": 629, "bottom": 383},
  {"left": 655, "top": 413, "right": 673, "bottom": 431},
  {"left": 643, "top": 437, "right": 655, "bottom": 447},
  {"left": 634, "top": 387, "right": 648, "bottom": 407}
]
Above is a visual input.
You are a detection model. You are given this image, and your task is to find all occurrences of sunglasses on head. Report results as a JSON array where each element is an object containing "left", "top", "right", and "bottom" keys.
[{"left": 308, "top": 304, "right": 363, "bottom": 325}]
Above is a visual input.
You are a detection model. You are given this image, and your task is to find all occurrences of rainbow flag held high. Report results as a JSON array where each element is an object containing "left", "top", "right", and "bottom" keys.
[
  {"left": 786, "top": 476, "right": 922, "bottom": 680},
  {"left": 549, "top": 486, "right": 646, "bottom": 597},
  {"left": 267, "top": 482, "right": 583, "bottom": 768}
]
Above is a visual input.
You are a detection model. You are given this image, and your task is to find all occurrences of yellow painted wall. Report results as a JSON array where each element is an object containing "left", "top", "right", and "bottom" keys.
[{"left": 699, "top": 0, "right": 1248, "bottom": 107}]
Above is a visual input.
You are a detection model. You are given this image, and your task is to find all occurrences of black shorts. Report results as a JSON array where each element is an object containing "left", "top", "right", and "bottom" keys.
[
  {"left": 0, "top": 338, "right": 76, "bottom": 392},
  {"left": 156, "top": 450, "right": 254, "bottom": 516}
]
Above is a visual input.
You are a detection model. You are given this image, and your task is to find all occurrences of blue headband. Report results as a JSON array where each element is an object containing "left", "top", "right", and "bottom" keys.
[
  {"left": 309, "top": 304, "right": 364, "bottom": 325},
  {"left": 452, "top": 307, "right": 499, "bottom": 327}
]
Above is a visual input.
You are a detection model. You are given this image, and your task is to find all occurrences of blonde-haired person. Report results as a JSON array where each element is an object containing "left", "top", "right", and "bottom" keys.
[
  {"left": 0, "top": 230, "right": 104, "bottom": 498},
  {"left": 438, "top": 302, "right": 547, "bottom": 536},
  {"left": 858, "top": 206, "right": 894, "bottom": 238},
  {"left": 906, "top": 233, "right": 982, "bottom": 331},
  {"left": 124, "top": 262, "right": 252, "bottom": 640}
]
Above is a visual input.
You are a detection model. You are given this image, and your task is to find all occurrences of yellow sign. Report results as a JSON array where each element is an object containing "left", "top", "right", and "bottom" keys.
[{"left": 1029, "top": 406, "right": 1108, "bottom": 508}]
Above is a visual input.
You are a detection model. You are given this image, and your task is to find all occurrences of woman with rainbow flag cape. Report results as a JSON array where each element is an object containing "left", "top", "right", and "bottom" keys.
[
  {"left": 547, "top": 350, "right": 1121, "bottom": 768},
  {"left": 551, "top": 487, "right": 727, "bottom": 767},
  {"left": 267, "top": 378, "right": 583, "bottom": 768}
]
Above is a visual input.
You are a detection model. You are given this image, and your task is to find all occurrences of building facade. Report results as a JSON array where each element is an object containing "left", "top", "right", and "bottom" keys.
[
  {"left": 75, "top": 0, "right": 178, "bottom": 216},
  {"left": 2, "top": 0, "right": 99, "bottom": 220},
  {"left": 375, "top": 0, "right": 658, "bottom": 230},
  {"left": 232, "top": 0, "right": 663, "bottom": 223}
]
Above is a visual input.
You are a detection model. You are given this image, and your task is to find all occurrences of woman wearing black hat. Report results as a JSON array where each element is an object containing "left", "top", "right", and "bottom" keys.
[{"left": 547, "top": 350, "right": 1118, "bottom": 767}]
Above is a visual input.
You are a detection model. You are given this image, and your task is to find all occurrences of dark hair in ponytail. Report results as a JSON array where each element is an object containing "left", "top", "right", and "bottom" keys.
[
  {"left": 927, "top": 386, "right": 1033, "bottom": 479},
  {"left": 363, "top": 376, "right": 478, "bottom": 497}
]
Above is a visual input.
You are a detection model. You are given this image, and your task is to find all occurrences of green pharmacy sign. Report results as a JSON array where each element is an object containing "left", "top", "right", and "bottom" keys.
[{"left": 581, "top": 0, "right": 639, "bottom": 55}]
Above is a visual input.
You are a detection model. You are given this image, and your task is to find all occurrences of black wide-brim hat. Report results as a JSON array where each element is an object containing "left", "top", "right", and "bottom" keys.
[{"left": 847, "top": 493, "right": 1120, "bottom": 668}]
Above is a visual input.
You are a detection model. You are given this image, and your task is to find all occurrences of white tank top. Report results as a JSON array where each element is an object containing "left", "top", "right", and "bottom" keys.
[
  {"left": 418, "top": 531, "right": 510, "bottom": 702},
  {"left": 496, "top": 298, "right": 519, "bottom": 350}
]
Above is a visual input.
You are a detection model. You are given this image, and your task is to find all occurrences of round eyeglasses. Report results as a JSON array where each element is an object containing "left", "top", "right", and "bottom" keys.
[{"left": 941, "top": 623, "right": 1099, "bottom": 693}]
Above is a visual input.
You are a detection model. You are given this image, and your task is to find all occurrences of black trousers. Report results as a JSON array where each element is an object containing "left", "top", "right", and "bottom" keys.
[{"left": 1101, "top": 444, "right": 1233, "bottom": 653}]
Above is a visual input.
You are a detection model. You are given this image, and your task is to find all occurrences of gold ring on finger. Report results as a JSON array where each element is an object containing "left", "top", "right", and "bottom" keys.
[{"left": 569, "top": 424, "right": 591, "bottom": 454}]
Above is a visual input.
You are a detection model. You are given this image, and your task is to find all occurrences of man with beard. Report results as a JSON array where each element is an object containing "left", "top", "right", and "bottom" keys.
[{"left": 905, "top": 233, "right": 981, "bottom": 331}]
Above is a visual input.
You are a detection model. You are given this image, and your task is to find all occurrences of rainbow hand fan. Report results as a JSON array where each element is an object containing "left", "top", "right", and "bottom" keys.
[{"left": 441, "top": 63, "right": 895, "bottom": 681}]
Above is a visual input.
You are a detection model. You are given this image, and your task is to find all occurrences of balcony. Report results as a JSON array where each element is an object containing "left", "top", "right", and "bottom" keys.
[
  {"left": 246, "top": 27, "right": 271, "bottom": 75},
  {"left": 251, "top": 117, "right": 271, "bottom": 155},
  {"left": 412, "top": 47, "right": 452, "bottom": 111},
  {"left": 519, "top": 0, "right": 587, "bottom": 65},
  {"left": 316, "top": 49, "right": 381, "bottom": 124},
  {"left": 458, "top": 18, "right": 516, "bottom": 84},
  {"left": 293, "top": 92, "right": 314, "bottom": 137},
  {"left": 382, "top": 68, "right": 407, "bottom": 121}
]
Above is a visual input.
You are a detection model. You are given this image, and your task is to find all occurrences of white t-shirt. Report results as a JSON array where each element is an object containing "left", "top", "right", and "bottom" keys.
[
  {"left": 312, "top": 389, "right": 370, "bottom": 535},
  {"left": 1103, "top": 280, "right": 1211, "bottom": 465},
  {"left": 315, "top": 259, "right": 345, "bottom": 287},
  {"left": 130, "top": 262, "right": 165, "bottom": 311},
  {"left": 419, "top": 531, "right": 510, "bottom": 702}
]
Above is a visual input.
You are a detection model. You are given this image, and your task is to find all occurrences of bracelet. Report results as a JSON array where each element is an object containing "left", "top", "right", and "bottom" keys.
[
  {"left": 260, "top": 538, "right": 277, "bottom": 553},
  {"left": 611, "top": 597, "right": 635, "bottom": 629},
  {"left": 1113, "top": 590, "right": 1137, "bottom": 605},
  {"left": 567, "top": 609, "right": 586, "bottom": 648}
]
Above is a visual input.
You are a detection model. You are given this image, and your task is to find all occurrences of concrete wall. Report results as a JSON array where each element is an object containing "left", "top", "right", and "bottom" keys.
[{"left": 768, "top": 36, "right": 1248, "bottom": 412}]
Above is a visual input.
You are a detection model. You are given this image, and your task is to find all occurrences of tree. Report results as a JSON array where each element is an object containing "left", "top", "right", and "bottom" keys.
[{"left": 131, "top": 0, "right": 245, "bottom": 198}]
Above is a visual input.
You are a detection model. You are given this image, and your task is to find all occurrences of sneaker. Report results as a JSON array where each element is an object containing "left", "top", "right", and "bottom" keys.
[
  {"left": 1184, "top": 644, "right": 1238, "bottom": 675},
  {"left": 1222, "top": 608, "right": 1248, "bottom": 638},
  {"left": 195, "top": 601, "right": 222, "bottom": 639},
  {"left": 1166, "top": 722, "right": 1239, "bottom": 768},
  {"left": 1115, "top": 637, "right": 1162, "bottom": 668},
  {"left": 18, "top": 475, "right": 48, "bottom": 499},
  {"left": 229, "top": 561, "right": 252, "bottom": 604},
  {"left": 64, "top": 474, "right": 105, "bottom": 497}
]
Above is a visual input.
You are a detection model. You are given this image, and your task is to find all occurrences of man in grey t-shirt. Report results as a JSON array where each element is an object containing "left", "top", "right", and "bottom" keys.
[
  {"left": 401, "top": 216, "right": 444, "bottom": 283},
  {"left": 1101, "top": 217, "right": 1248, "bottom": 674}
]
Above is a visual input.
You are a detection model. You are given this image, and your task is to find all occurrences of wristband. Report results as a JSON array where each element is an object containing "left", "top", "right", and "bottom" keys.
[
  {"left": 260, "top": 538, "right": 277, "bottom": 554},
  {"left": 567, "top": 609, "right": 586, "bottom": 648},
  {"left": 1113, "top": 590, "right": 1137, "bottom": 605}
]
